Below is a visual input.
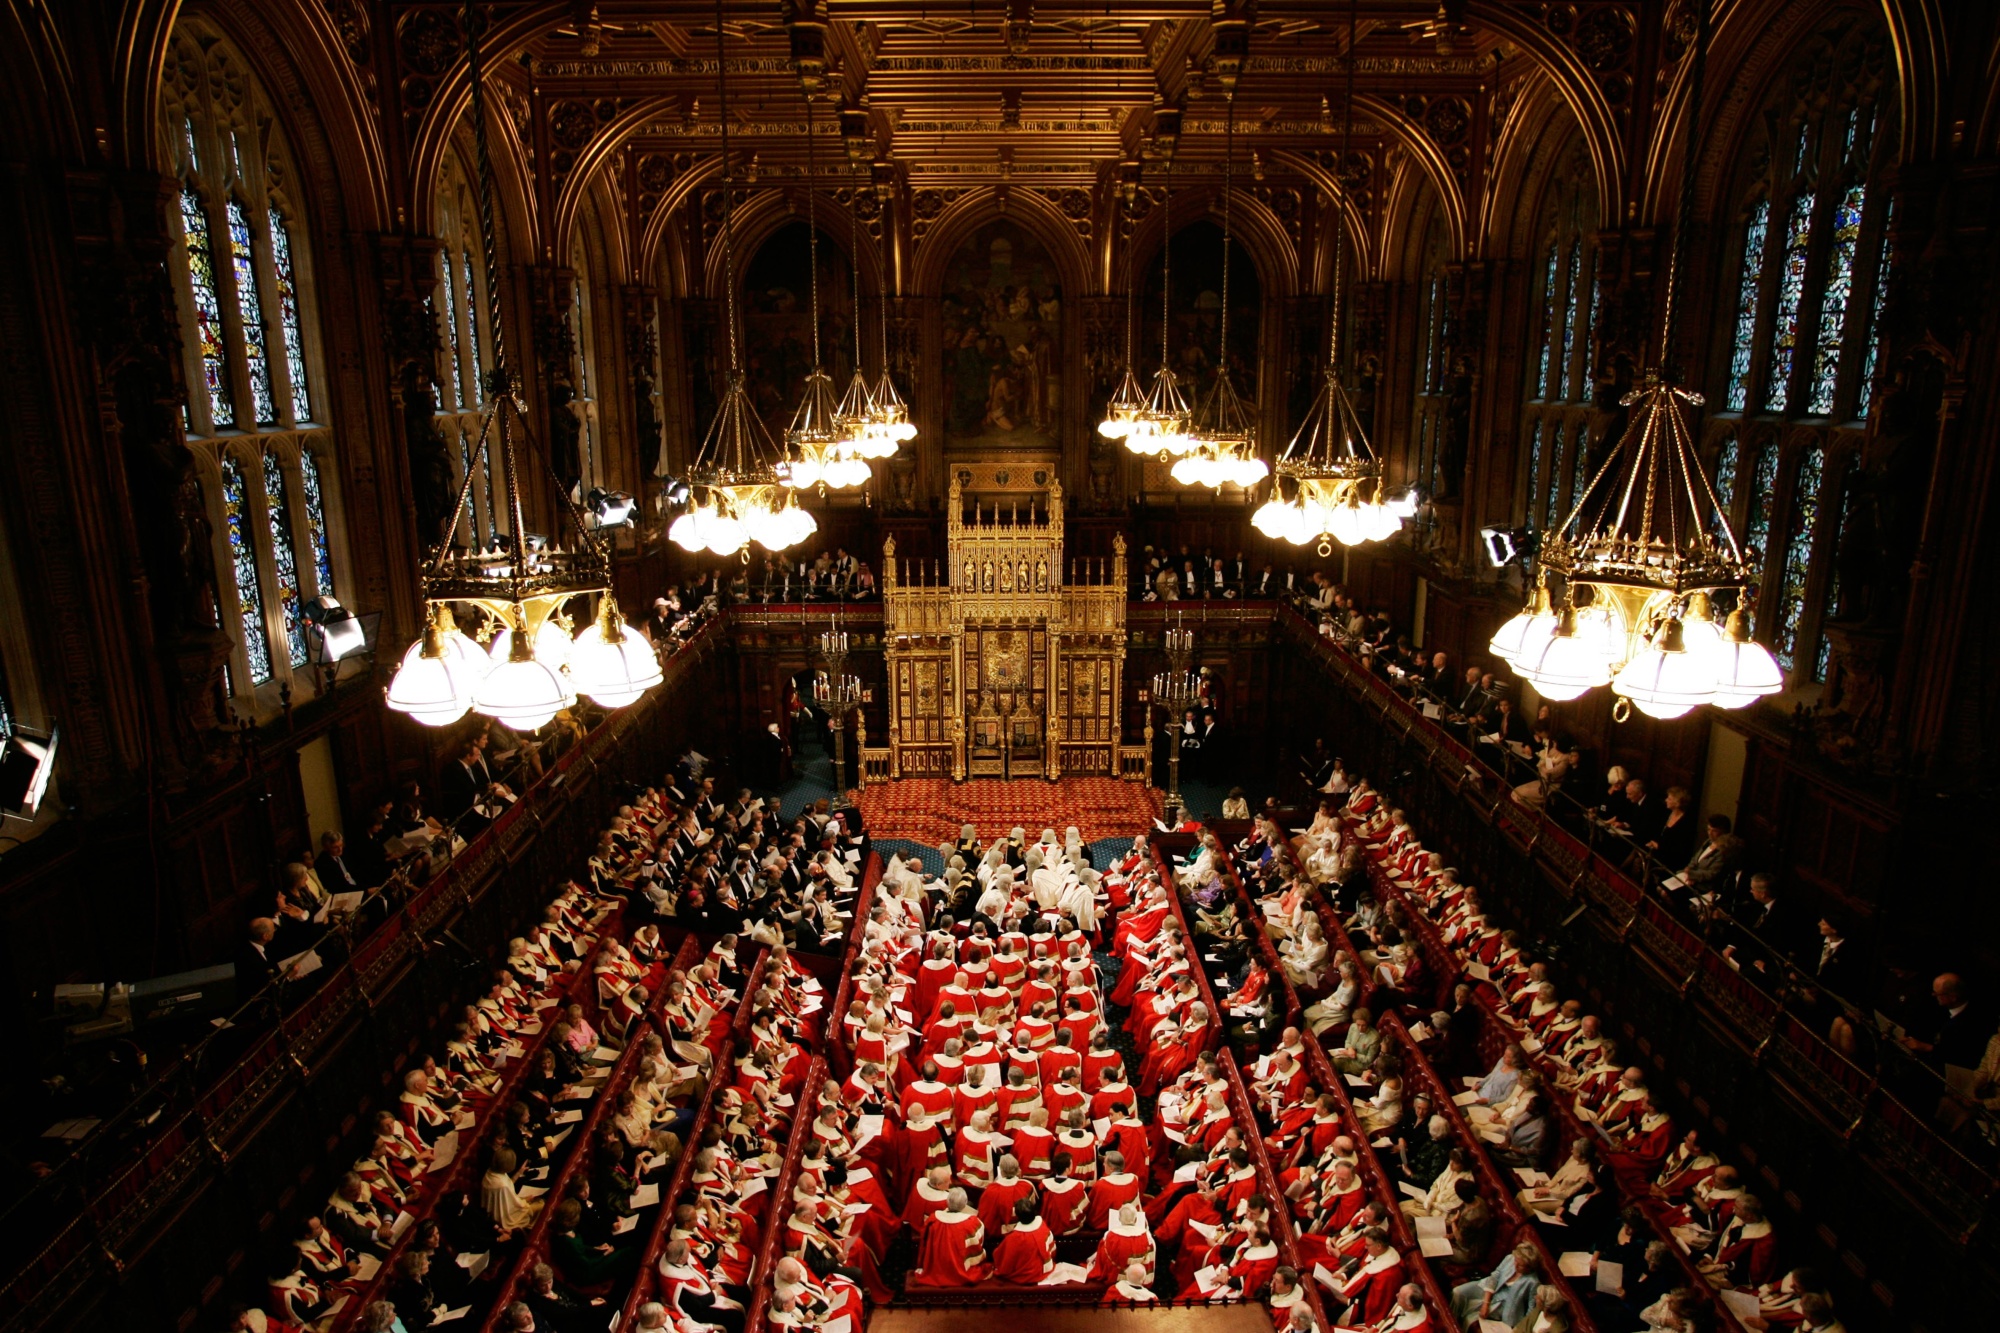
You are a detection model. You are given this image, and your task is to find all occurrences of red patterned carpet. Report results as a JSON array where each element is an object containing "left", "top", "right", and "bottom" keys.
[{"left": 858, "top": 777, "right": 1163, "bottom": 846}]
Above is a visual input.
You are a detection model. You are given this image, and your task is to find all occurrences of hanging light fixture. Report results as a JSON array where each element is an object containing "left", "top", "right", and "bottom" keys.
[
  {"left": 1098, "top": 177, "right": 1147, "bottom": 440},
  {"left": 1251, "top": 0, "right": 1405, "bottom": 549},
  {"left": 670, "top": 0, "right": 818, "bottom": 556},
  {"left": 1125, "top": 145, "right": 1194, "bottom": 459},
  {"left": 865, "top": 161, "right": 917, "bottom": 450},
  {"left": 780, "top": 94, "right": 868, "bottom": 493},
  {"left": 385, "top": 1, "right": 655, "bottom": 732},
  {"left": 1492, "top": 0, "right": 1778, "bottom": 720},
  {"left": 831, "top": 153, "right": 880, "bottom": 459},
  {"left": 1176, "top": 84, "right": 1268, "bottom": 491}
]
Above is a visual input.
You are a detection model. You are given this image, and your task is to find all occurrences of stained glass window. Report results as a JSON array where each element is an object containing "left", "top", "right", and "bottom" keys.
[
  {"left": 220, "top": 455, "right": 272, "bottom": 683},
  {"left": 1742, "top": 444, "right": 1781, "bottom": 632},
  {"left": 1858, "top": 201, "right": 1894, "bottom": 419},
  {"left": 1765, "top": 190, "right": 1815, "bottom": 412},
  {"left": 1583, "top": 259, "right": 1600, "bottom": 397},
  {"left": 1773, "top": 446, "right": 1826, "bottom": 671},
  {"left": 261, "top": 453, "right": 307, "bottom": 668},
  {"left": 1814, "top": 470, "right": 1855, "bottom": 680},
  {"left": 1807, "top": 185, "right": 1866, "bottom": 415},
  {"left": 439, "top": 263, "right": 464, "bottom": 410},
  {"left": 269, "top": 208, "right": 310, "bottom": 423},
  {"left": 1547, "top": 426, "right": 1570, "bottom": 530},
  {"left": 1572, "top": 424, "right": 1593, "bottom": 515},
  {"left": 1557, "top": 242, "right": 1581, "bottom": 401},
  {"left": 1710, "top": 435, "right": 1740, "bottom": 540},
  {"left": 461, "top": 252, "right": 483, "bottom": 399},
  {"left": 1536, "top": 244, "right": 1558, "bottom": 398},
  {"left": 1725, "top": 201, "right": 1769, "bottom": 411},
  {"left": 300, "top": 448, "right": 335, "bottom": 596},
  {"left": 1525, "top": 420, "right": 1544, "bottom": 528},
  {"left": 226, "top": 199, "right": 275, "bottom": 424},
  {"left": 180, "top": 188, "right": 233, "bottom": 428}
]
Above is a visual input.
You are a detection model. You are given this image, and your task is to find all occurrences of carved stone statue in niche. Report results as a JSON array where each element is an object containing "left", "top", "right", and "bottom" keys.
[
  {"left": 1436, "top": 351, "right": 1473, "bottom": 500},
  {"left": 400, "top": 358, "right": 457, "bottom": 547}
]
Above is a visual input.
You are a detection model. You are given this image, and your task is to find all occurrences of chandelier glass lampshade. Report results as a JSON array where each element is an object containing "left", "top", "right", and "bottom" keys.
[
  {"left": 1708, "top": 607, "right": 1785, "bottom": 707},
  {"left": 386, "top": 607, "right": 476, "bottom": 726},
  {"left": 1489, "top": 579, "right": 1554, "bottom": 666},
  {"left": 1126, "top": 366, "right": 1194, "bottom": 457},
  {"left": 397, "top": 603, "right": 490, "bottom": 682},
  {"left": 869, "top": 378, "right": 917, "bottom": 447},
  {"left": 1514, "top": 607, "right": 1616, "bottom": 701},
  {"left": 473, "top": 626, "right": 576, "bottom": 732},
  {"left": 680, "top": 371, "right": 818, "bottom": 555},
  {"left": 1612, "top": 618, "right": 1721, "bottom": 720},
  {"left": 568, "top": 596, "right": 664, "bottom": 707},
  {"left": 488, "top": 612, "right": 574, "bottom": 674}
]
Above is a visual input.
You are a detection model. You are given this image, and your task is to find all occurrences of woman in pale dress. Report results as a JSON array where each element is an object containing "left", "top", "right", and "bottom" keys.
[
  {"left": 1280, "top": 915, "right": 1331, "bottom": 988},
  {"left": 1304, "top": 958, "right": 1361, "bottom": 1034}
]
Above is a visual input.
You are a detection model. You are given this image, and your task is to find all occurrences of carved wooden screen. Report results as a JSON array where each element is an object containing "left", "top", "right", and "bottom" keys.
[
  {"left": 892, "top": 654, "right": 954, "bottom": 776},
  {"left": 1057, "top": 652, "right": 1118, "bottom": 773}
]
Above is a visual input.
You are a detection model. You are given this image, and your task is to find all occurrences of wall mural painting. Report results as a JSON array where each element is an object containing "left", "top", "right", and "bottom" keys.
[
  {"left": 739, "top": 219, "right": 855, "bottom": 442},
  {"left": 1140, "top": 219, "right": 1262, "bottom": 404},
  {"left": 941, "top": 221, "right": 1063, "bottom": 449}
]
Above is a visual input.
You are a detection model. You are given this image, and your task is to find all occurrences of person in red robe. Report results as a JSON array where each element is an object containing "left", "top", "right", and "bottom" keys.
[
  {"left": 990, "top": 1199, "right": 1056, "bottom": 1283},
  {"left": 901, "top": 1164, "right": 954, "bottom": 1237},
  {"left": 908, "top": 1188, "right": 990, "bottom": 1286},
  {"left": 1089, "top": 1202, "right": 1158, "bottom": 1283},
  {"left": 1012, "top": 1109, "right": 1056, "bottom": 1177},
  {"left": 886, "top": 1106, "right": 948, "bottom": 1205},
  {"left": 1104, "top": 1113, "right": 1151, "bottom": 1182},
  {"left": 977, "top": 1156, "right": 1037, "bottom": 1239},
  {"left": 952, "top": 1107, "right": 1004, "bottom": 1190},
  {"left": 1331, "top": 1230, "right": 1406, "bottom": 1324},
  {"left": 1082, "top": 1038, "right": 1125, "bottom": 1094},
  {"left": 772, "top": 1256, "right": 865, "bottom": 1333},
  {"left": 1087, "top": 1152, "right": 1144, "bottom": 1230},
  {"left": 1267, "top": 1267, "right": 1310, "bottom": 1330},
  {"left": 1040, "top": 1157, "right": 1091, "bottom": 1235}
]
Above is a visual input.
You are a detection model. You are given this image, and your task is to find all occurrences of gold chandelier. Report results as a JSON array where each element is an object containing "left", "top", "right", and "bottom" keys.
[
  {"left": 1121, "top": 146, "right": 1195, "bottom": 460},
  {"left": 671, "top": 0, "right": 816, "bottom": 556},
  {"left": 386, "top": 0, "right": 658, "bottom": 732},
  {"left": 779, "top": 93, "right": 870, "bottom": 493},
  {"left": 1489, "top": 0, "right": 1779, "bottom": 719},
  {"left": 1176, "top": 87, "right": 1267, "bottom": 491},
  {"left": 1252, "top": 0, "right": 1410, "bottom": 549}
]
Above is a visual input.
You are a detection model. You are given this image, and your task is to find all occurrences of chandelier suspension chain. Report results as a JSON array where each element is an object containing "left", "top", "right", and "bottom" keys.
[
  {"left": 1160, "top": 150, "right": 1173, "bottom": 376},
  {"left": 1328, "top": 0, "right": 1358, "bottom": 372},
  {"left": 850, "top": 155, "right": 865, "bottom": 376},
  {"left": 805, "top": 93, "right": 822, "bottom": 370},
  {"left": 462, "top": 0, "right": 529, "bottom": 569},
  {"left": 1218, "top": 91, "right": 1233, "bottom": 382},
  {"left": 1658, "top": 0, "right": 1713, "bottom": 380}
]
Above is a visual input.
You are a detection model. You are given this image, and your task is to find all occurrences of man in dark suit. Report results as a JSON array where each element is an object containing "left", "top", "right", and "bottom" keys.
[
  {"left": 1903, "top": 973, "right": 1994, "bottom": 1072},
  {"left": 1806, "top": 915, "right": 1863, "bottom": 1002},
  {"left": 1726, "top": 875, "right": 1807, "bottom": 980},
  {"left": 318, "top": 831, "right": 363, "bottom": 894},
  {"left": 235, "top": 918, "right": 280, "bottom": 996},
  {"left": 436, "top": 741, "right": 484, "bottom": 819}
]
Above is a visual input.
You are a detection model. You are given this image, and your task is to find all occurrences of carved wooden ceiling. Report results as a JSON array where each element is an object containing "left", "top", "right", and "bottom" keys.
[{"left": 381, "top": 2, "right": 1675, "bottom": 284}]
